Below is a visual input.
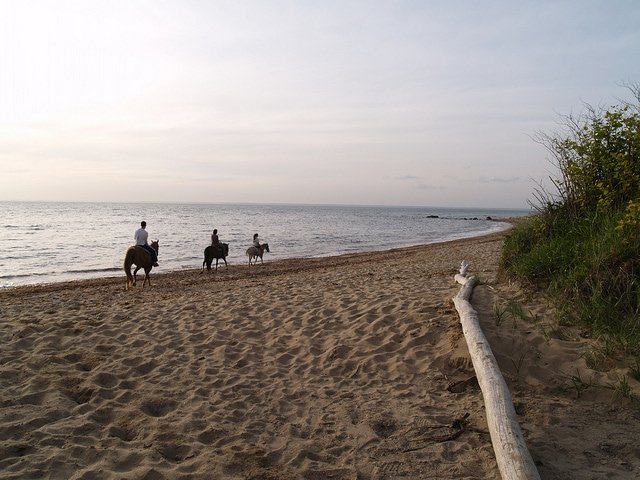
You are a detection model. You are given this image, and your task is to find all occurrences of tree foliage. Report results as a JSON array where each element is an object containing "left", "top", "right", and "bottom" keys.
[{"left": 534, "top": 84, "right": 640, "bottom": 218}]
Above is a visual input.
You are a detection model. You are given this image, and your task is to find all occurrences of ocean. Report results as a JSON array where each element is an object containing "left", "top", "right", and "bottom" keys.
[{"left": 0, "top": 202, "right": 529, "bottom": 288}]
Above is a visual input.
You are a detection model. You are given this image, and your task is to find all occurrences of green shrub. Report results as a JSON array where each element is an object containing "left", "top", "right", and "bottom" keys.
[{"left": 503, "top": 85, "right": 640, "bottom": 355}]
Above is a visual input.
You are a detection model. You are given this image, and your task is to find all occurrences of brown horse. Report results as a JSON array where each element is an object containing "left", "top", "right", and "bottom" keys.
[{"left": 124, "top": 240, "right": 159, "bottom": 289}]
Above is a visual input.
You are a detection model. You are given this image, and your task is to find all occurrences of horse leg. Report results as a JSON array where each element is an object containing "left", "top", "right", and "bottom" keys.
[
  {"left": 223, "top": 258, "right": 228, "bottom": 269},
  {"left": 215, "top": 258, "right": 219, "bottom": 272},
  {"left": 145, "top": 267, "right": 152, "bottom": 287},
  {"left": 133, "top": 266, "right": 141, "bottom": 286},
  {"left": 126, "top": 266, "right": 133, "bottom": 290}
]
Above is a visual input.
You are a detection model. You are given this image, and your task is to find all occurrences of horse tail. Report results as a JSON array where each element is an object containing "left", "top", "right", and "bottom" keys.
[
  {"left": 124, "top": 247, "right": 135, "bottom": 287},
  {"left": 202, "top": 246, "right": 209, "bottom": 272},
  {"left": 203, "top": 246, "right": 214, "bottom": 273}
]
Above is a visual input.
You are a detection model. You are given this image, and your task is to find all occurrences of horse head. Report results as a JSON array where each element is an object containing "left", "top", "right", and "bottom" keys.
[
  {"left": 150, "top": 239, "right": 159, "bottom": 253},
  {"left": 222, "top": 243, "right": 229, "bottom": 256},
  {"left": 262, "top": 243, "right": 270, "bottom": 253}
]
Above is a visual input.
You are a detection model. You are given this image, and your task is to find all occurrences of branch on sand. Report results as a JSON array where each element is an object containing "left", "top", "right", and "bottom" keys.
[{"left": 453, "top": 261, "right": 541, "bottom": 480}]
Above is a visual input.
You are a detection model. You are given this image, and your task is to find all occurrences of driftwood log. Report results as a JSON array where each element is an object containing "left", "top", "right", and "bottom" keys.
[{"left": 453, "top": 261, "right": 540, "bottom": 480}]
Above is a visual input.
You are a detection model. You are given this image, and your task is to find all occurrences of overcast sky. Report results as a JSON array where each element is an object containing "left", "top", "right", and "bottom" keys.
[{"left": 1, "top": 1, "right": 639, "bottom": 208}]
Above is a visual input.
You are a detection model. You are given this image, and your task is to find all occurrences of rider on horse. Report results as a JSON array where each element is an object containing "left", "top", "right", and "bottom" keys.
[
  {"left": 135, "top": 221, "right": 159, "bottom": 267},
  {"left": 253, "top": 233, "right": 262, "bottom": 249},
  {"left": 211, "top": 228, "right": 224, "bottom": 257}
]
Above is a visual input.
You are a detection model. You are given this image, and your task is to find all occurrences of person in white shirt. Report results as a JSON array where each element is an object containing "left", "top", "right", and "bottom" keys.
[
  {"left": 134, "top": 221, "right": 159, "bottom": 267},
  {"left": 252, "top": 233, "right": 261, "bottom": 249}
]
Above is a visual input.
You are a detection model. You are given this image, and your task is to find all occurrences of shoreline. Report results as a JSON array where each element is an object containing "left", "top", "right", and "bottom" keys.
[
  {"left": 1, "top": 224, "right": 515, "bottom": 294},
  {"left": 1, "top": 216, "right": 518, "bottom": 290},
  {"left": 2, "top": 228, "right": 638, "bottom": 479}
]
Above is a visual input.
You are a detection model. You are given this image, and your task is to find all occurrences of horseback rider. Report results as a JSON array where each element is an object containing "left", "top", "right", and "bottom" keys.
[
  {"left": 252, "top": 233, "right": 261, "bottom": 249},
  {"left": 134, "top": 221, "right": 159, "bottom": 267},
  {"left": 211, "top": 228, "right": 223, "bottom": 256}
]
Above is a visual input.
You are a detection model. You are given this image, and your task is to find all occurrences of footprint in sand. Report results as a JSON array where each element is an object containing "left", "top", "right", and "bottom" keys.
[{"left": 140, "top": 399, "right": 178, "bottom": 417}]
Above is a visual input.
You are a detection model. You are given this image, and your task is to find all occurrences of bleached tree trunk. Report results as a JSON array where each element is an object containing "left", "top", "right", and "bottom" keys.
[{"left": 454, "top": 263, "right": 540, "bottom": 480}]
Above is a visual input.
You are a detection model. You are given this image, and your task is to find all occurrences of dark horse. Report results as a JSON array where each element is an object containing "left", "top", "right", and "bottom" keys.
[
  {"left": 202, "top": 243, "right": 229, "bottom": 273},
  {"left": 124, "top": 240, "right": 159, "bottom": 290}
]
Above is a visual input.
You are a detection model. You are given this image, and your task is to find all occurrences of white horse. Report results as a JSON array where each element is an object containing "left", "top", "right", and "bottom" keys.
[{"left": 246, "top": 243, "right": 270, "bottom": 265}]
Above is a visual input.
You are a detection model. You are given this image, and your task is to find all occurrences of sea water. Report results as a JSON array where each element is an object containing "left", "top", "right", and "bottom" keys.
[{"left": 0, "top": 202, "right": 529, "bottom": 288}]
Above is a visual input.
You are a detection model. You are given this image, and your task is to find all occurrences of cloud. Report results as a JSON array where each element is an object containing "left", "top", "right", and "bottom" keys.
[
  {"left": 416, "top": 183, "right": 443, "bottom": 190},
  {"left": 1, "top": 2, "right": 638, "bottom": 207},
  {"left": 394, "top": 175, "right": 420, "bottom": 181},
  {"left": 478, "top": 176, "right": 524, "bottom": 184}
]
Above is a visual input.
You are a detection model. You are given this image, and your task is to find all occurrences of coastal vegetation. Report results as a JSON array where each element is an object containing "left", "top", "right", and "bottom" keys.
[{"left": 502, "top": 85, "right": 640, "bottom": 358}]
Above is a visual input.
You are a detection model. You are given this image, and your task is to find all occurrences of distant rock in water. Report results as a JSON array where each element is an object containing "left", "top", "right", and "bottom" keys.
[{"left": 425, "top": 214, "right": 491, "bottom": 221}]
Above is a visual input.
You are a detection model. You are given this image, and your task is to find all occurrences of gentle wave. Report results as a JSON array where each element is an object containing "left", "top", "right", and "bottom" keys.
[
  {"left": 2, "top": 224, "right": 46, "bottom": 230},
  {"left": 65, "top": 267, "right": 122, "bottom": 275},
  {"left": 0, "top": 272, "right": 50, "bottom": 280}
]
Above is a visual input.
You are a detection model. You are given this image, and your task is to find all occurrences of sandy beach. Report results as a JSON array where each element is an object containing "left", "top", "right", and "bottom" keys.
[{"left": 1, "top": 232, "right": 639, "bottom": 480}]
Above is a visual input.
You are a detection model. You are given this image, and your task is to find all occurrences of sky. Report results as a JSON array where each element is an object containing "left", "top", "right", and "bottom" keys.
[{"left": 1, "top": 1, "right": 639, "bottom": 209}]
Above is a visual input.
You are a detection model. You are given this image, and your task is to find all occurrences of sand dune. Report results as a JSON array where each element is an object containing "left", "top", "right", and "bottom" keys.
[{"left": 1, "top": 233, "right": 639, "bottom": 479}]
